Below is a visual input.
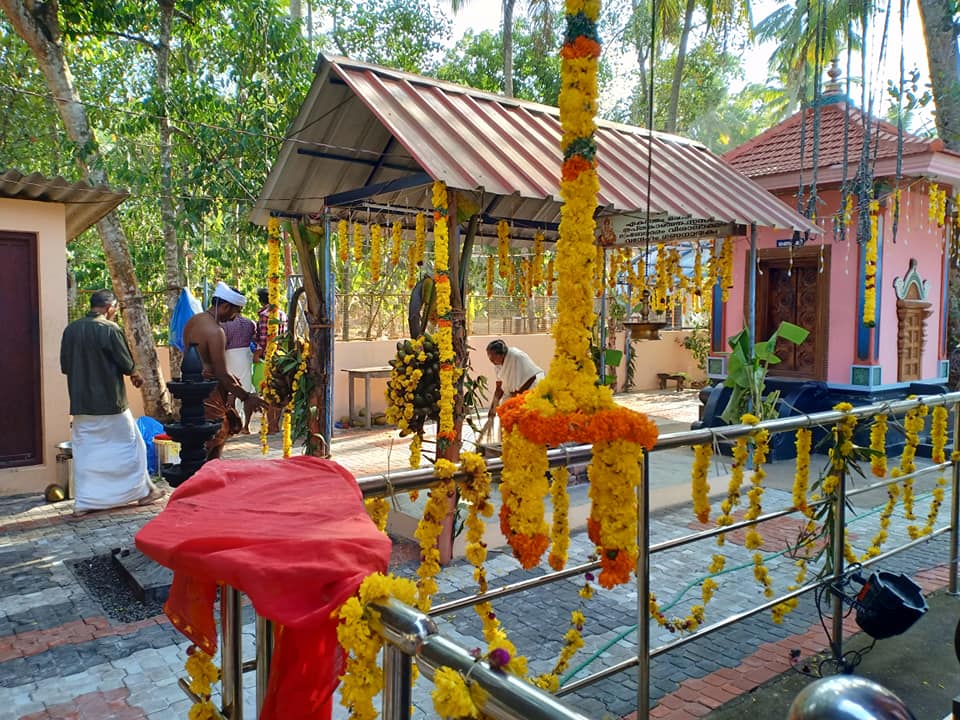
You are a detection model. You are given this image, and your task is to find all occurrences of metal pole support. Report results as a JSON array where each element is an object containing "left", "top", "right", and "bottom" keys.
[
  {"left": 830, "top": 468, "right": 847, "bottom": 663},
  {"left": 382, "top": 645, "right": 413, "bottom": 720},
  {"left": 636, "top": 450, "right": 651, "bottom": 718},
  {"left": 220, "top": 586, "right": 243, "bottom": 719},
  {"left": 950, "top": 402, "right": 960, "bottom": 595},
  {"left": 255, "top": 615, "right": 274, "bottom": 715}
]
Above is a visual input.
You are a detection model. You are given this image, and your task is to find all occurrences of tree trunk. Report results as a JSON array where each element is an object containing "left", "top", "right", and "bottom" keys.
[
  {"left": 502, "top": 0, "right": 515, "bottom": 97},
  {"left": 918, "top": 0, "right": 960, "bottom": 151},
  {"left": 157, "top": 0, "right": 184, "bottom": 380},
  {"left": 666, "top": 0, "right": 697, "bottom": 134},
  {"left": 1, "top": 0, "right": 172, "bottom": 420}
]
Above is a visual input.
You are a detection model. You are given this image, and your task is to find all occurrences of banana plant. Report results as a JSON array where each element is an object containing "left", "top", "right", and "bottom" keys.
[{"left": 719, "top": 321, "right": 809, "bottom": 424}]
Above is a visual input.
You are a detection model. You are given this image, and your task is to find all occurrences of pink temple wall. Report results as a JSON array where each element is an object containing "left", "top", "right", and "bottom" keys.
[{"left": 721, "top": 182, "right": 950, "bottom": 386}]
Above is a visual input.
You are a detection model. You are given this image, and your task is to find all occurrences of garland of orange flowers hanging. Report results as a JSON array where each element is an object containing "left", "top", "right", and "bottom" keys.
[
  {"left": 545, "top": 258, "right": 555, "bottom": 296},
  {"left": 862, "top": 200, "right": 878, "bottom": 327},
  {"left": 370, "top": 224, "right": 382, "bottom": 283},
  {"left": 497, "top": 220, "right": 511, "bottom": 278},
  {"left": 184, "top": 646, "right": 220, "bottom": 720},
  {"left": 496, "top": 0, "right": 658, "bottom": 589},
  {"left": 532, "top": 231, "right": 544, "bottom": 285},
  {"left": 718, "top": 237, "right": 734, "bottom": 302},
  {"left": 260, "top": 218, "right": 283, "bottom": 455},
  {"left": 485, "top": 254, "right": 495, "bottom": 298},
  {"left": 338, "top": 219, "right": 349, "bottom": 264},
  {"left": 432, "top": 181, "right": 457, "bottom": 452},
  {"left": 390, "top": 220, "right": 402, "bottom": 267}
]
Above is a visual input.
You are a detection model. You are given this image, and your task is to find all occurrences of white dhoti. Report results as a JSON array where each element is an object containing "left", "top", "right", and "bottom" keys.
[
  {"left": 225, "top": 347, "right": 254, "bottom": 422},
  {"left": 72, "top": 409, "right": 153, "bottom": 511}
]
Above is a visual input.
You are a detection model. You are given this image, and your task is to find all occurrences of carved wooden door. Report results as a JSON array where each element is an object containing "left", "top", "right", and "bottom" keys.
[
  {"left": 897, "top": 301, "right": 930, "bottom": 382},
  {"left": 753, "top": 247, "right": 829, "bottom": 380}
]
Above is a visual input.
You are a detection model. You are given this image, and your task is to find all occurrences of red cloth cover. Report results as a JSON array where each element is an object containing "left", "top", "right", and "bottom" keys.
[{"left": 135, "top": 457, "right": 390, "bottom": 720}]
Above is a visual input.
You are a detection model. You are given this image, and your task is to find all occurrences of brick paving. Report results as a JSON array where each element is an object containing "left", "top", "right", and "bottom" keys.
[{"left": 0, "top": 389, "right": 956, "bottom": 719}]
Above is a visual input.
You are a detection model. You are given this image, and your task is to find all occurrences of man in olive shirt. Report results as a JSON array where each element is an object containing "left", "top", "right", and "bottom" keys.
[{"left": 60, "top": 290, "right": 163, "bottom": 516}]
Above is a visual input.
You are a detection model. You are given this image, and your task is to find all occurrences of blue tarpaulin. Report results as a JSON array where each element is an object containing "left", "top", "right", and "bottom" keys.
[{"left": 168, "top": 288, "right": 202, "bottom": 351}]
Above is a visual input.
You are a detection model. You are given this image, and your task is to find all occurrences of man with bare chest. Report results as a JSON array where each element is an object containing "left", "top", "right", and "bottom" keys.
[{"left": 182, "top": 283, "right": 264, "bottom": 459}]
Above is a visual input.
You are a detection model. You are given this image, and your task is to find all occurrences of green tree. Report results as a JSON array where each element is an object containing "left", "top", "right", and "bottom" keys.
[{"left": 321, "top": 0, "right": 451, "bottom": 71}]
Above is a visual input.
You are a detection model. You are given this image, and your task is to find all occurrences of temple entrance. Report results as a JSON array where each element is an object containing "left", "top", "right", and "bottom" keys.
[
  {"left": 752, "top": 245, "right": 830, "bottom": 380},
  {"left": 894, "top": 259, "right": 932, "bottom": 382},
  {"left": 0, "top": 231, "right": 42, "bottom": 468}
]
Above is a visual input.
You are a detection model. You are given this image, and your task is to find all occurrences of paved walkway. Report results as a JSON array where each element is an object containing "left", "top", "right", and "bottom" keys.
[{"left": 1, "top": 389, "right": 957, "bottom": 719}]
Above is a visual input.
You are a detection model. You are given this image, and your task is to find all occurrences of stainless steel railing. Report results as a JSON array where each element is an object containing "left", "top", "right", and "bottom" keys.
[{"left": 185, "top": 390, "right": 960, "bottom": 719}]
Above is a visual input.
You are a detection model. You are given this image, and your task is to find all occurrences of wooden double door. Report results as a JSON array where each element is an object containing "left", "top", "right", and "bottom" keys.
[{"left": 751, "top": 246, "right": 829, "bottom": 380}]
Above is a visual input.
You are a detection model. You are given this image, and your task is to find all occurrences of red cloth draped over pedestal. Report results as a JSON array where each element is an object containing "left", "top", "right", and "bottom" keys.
[{"left": 135, "top": 457, "right": 390, "bottom": 720}]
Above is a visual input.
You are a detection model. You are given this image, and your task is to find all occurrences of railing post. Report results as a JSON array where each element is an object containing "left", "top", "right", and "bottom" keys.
[
  {"left": 830, "top": 465, "right": 847, "bottom": 662},
  {"left": 382, "top": 645, "right": 413, "bottom": 720},
  {"left": 220, "top": 585, "right": 243, "bottom": 719},
  {"left": 255, "top": 615, "right": 274, "bottom": 714},
  {"left": 950, "top": 402, "right": 959, "bottom": 595},
  {"left": 636, "top": 450, "right": 651, "bottom": 718}
]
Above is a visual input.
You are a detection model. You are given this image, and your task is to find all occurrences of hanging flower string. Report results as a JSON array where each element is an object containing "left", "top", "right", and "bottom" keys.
[
  {"left": 909, "top": 405, "right": 948, "bottom": 538},
  {"left": 260, "top": 217, "right": 283, "bottom": 455},
  {"left": 862, "top": 200, "right": 878, "bottom": 327},
  {"left": 338, "top": 219, "right": 349, "bottom": 264},
  {"left": 432, "top": 181, "right": 457, "bottom": 452},
  {"left": 184, "top": 646, "right": 220, "bottom": 720},
  {"left": 691, "top": 441, "right": 713, "bottom": 523},
  {"left": 869, "top": 413, "right": 888, "bottom": 477},
  {"left": 496, "top": 0, "right": 658, "bottom": 589}
]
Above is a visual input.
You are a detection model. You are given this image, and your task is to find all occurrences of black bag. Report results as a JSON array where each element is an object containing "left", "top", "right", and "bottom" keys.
[{"left": 854, "top": 571, "right": 928, "bottom": 640}]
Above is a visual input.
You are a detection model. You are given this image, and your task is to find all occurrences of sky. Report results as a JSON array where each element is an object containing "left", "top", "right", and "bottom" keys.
[{"left": 446, "top": 0, "right": 935, "bottom": 133}]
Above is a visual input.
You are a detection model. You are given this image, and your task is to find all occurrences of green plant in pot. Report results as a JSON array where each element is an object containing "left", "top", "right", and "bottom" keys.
[{"left": 719, "top": 321, "right": 809, "bottom": 424}]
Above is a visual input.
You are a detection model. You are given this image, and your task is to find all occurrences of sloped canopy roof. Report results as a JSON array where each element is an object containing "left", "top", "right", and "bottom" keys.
[
  {"left": 252, "top": 55, "right": 819, "bottom": 241},
  {"left": 724, "top": 94, "right": 960, "bottom": 189},
  {"left": 0, "top": 169, "right": 128, "bottom": 240}
]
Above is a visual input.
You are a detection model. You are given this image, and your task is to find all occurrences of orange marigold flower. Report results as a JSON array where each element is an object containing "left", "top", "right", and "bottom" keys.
[
  {"left": 562, "top": 155, "right": 594, "bottom": 182},
  {"left": 560, "top": 36, "right": 602, "bottom": 60}
]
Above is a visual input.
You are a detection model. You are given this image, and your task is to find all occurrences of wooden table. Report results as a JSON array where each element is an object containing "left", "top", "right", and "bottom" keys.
[{"left": 343, "top": 365, "right": 392, "bottom": 429}]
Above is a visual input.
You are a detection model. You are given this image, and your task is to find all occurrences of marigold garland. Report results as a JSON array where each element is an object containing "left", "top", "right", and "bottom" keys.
[
  {"left": 899, "top": 404, "right": 927, "bottom": 520},
  {"left": 338, "top": 219, "right": 349, "bottom": 264},
  {"left": 365, "top": 497, "right": 389, "bottom": 533},
  {"left": 715, "top": 428, "right": 751, "bottom": 545},
  {"left": 909, "top": 405, "right": 948, "bottom": 538},
  {"left": 432, "top": 182, "right": 456, "bottom": 451},
  {"left": 415, "top": 465, "right": 455, "bottom": 611},
  {"left": 718, "top": 237, "right": 734, "bottom": 302},
  {"left": 548, "top": 466, "right": 571, "bottom": 571},
  {"left": 691, "top": 442, "right": 713, "bottom": 523},
  {"left": 368, "top": 224, "right": 383, "bottom": 283},
  {"left": 497, "top": 220, "right": 511, "bottom": 279},
  {"left": 929, "top": 182, "right": 947, "bottom": 226},
  {"left": 261, "top": 218, "right": 283, "bottom": 455},
  {"left": 432, "top": 667, "right": 479, "bottom": 719},
  {"left": 869, "top": 413, "right": 888, "bottom": 478},
  {"left": 390, "top": 220, "right": 402, "bottom": 267},
  {"left": 184, "top": 646, "right": 220, "bottom": 720},
  {"left": 485, "top": 254, "right": 495, "bottom": 298},
  {"left": 337, "top": 572, "right": 418, "bottom": 720},
  {"left": 532, "top": 231, "right": 544, "bottom": 285},
  {"left": 863, "top": 200, "right": 879, "bottom": 327}
]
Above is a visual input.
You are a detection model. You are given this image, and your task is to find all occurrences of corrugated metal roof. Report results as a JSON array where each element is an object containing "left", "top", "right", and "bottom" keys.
[
  {"left": 0, "top": 169, "right": 128, "bottom": 240},
  {"left": 252, "top": 55, "right": 819, "bottom": 240},
  {"left": 723, "top": 96, "right": 950, "bottom": 183}
]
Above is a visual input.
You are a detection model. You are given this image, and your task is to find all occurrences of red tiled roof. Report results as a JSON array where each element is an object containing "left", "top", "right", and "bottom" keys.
[{"left": 724, "top": 97, "right": 944, "bottom": 181}]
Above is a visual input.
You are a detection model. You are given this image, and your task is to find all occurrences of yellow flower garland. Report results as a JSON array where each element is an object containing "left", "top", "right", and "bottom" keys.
[
  {"left": 261, "top": 218, "right": 283, "bottom": 455},
  {"left": 793, "top": 427, "right": 812, "bottom": 513},
  {"left": 414, "top": 464, "right": 455, "bottom": 611},
  {"left": 390, "top": 220, "right": 402, "bottom": 267},
  {"left": 485, "top": 254, "right": 494, "bottom": 298},
  {"left": 869, "top": 413, "right": 888, "bottom": 477},
  {"left": 337, "top": 573, "right": 418, "bottom": 720},
  {"left": 719, "top": 237, "right": 734, "bottom": 303},
  {"left": 715, "top": 432, "right": 750, "bottom": 544},
  {"left": 432, "top": 666, "right": 479, "bottom": 719},
  {"left": 545, "top": 258, "right": 555, "bottom": 297},
  {"left": 370, "top": 224, "right": 382, "bottom": 283},
  {"left": 909, "top": 405, "right": 948, "bottom": 538},
  {"left": 497, "top": 220, "right": 511, "bottom": 279},
  {"left": 690, "top": 442, "right": 713, "bottom": 523},
  {"left": 184, "top": 646, "right": 220, "bottom": 720},
  {"left": 929, "top": 182, "right": 947, "bottom": 226},
  {"left": 532, "top": 231, "right": 544, "bottom": 286},
  {"left": 338, "top": 219, "right": 349, "bottom": 264},
  {"left": 364, "top": 497, "right": 389, "bottom": 533},
  {"left": 899, "top": 404, "right": 927, "bottom": 520},
  {"left": 548, "top": 466, "right": 570, "bottom": 571},
  {"left": 432, "top": 181, "right": 456, "bottom": 451},
  {"left": 863, "top": 200, "right": 878, "bottom": 327}
]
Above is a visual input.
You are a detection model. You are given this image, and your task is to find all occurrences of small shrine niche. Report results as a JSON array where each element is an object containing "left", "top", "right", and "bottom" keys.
[{"left": 893, "top": 259, "right": 932, "bottom": 382}]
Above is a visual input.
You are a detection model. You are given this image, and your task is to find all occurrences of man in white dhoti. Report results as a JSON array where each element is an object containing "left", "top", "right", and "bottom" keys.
[
  {"left": 60, "top": 290, "right": 164, "bottom": 516},
  {"left": 484, "top": 339, "right": 544, "bottom": 435},
  {"left": 221, "top": 311, "right": 257, "bottom": 433}
]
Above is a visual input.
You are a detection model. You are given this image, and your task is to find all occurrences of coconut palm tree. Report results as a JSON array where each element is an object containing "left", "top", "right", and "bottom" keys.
[{"left": 450, "top": 0, "right": 553, "bottom": 97}]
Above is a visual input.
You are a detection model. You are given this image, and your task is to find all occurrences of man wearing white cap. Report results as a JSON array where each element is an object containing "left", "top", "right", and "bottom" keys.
[{"left": 182, "top": 283, "right": 265, "bottom": 459}]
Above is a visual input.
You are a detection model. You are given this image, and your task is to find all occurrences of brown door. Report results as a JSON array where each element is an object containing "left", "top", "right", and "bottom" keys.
[
  {"left": 752, "top": 246, "right": 829, "bottom": 380},
  {"left": 897, "top": 300, "right": 931, "bottom": 382},
  {"left": 0, "top": 231, "right": 42, "bottom": 467}
]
